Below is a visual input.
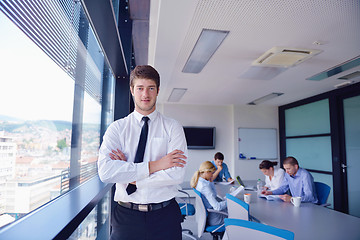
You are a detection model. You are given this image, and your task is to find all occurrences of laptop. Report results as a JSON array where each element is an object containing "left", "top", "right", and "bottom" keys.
[{"left": 236, "top": 176, "right": 256, "bottom": 191}]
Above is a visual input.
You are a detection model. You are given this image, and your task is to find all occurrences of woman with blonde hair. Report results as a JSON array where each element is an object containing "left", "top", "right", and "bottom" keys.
[{"left": 191, "top": 161, "right": 227, "bottom": 226}]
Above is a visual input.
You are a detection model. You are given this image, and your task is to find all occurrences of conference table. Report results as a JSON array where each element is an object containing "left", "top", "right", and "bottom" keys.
[{"left": 213, "top": 180, "right": 360, "bottom": 240}]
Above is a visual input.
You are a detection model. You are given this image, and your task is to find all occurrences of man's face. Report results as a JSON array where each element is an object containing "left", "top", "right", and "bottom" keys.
[
  {"left": 214, "top": 159, "right": 223, "bottom": 166},
  {"left": 130, "top": 78, "right": 158, "bottom": 115},
  {"left": 283, "top": 163, "right": 299, "bottom": 177}
]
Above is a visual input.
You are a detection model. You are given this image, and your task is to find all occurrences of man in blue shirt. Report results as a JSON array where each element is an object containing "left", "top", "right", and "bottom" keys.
[
  {"left": 211, "top": 152, "right": 234, "bottom": 182},
  {"left": 261, "top": 156, "right": 318, "bottom": 203}
]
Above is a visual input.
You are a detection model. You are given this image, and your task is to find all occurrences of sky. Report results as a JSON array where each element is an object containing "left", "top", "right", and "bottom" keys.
[{"left": 0, "top": 12, "right": 100, "bottom": 123}]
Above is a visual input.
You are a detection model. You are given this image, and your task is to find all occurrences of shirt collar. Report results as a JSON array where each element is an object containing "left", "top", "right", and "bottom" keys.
[
  {"left": 133, "top": 110, "right": 158, "bottom": 123},
  {"left": 291, "top": 167, "right": 302, "bottom": 178},
  {"left": 199, "top": 177, "right": 210, "bottom": 184}
]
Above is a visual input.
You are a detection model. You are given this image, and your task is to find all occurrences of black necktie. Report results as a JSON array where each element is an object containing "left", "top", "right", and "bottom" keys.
[{"left": 126, "top": 116, "right": 149, "bottom": 195}]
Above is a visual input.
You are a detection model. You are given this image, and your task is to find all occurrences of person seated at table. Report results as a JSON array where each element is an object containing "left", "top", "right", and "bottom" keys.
[
  {"left": 259, "top": 160, "right": 285, "bottom": 190},
  {"left": 211, "top": 152, "right": 234, "bottom": 182},
  {"left": 261, "top": 156, "right": 318, "bottom": 203},
  {"left": 191, "top": 161, "right": 227, "bottom": 226}
]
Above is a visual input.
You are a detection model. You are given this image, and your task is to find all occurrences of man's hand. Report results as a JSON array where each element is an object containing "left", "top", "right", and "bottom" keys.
[
  {"left": 214, "top": 161, "right": 223, "bottom": 170},
  {"left": 149, "top": 149, "right": 187, "bottom": 174},
  {"left": 211, "top": 164, "right": 223, "bottom": 182},
  {"left": 279, "top": 194, "right": 292, "bottom": 202},
  {"left": 109, "top": 149, "right": 127, "bottom": 161}
]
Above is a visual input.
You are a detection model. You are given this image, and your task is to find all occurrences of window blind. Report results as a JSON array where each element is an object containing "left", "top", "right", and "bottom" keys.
[{"left": 0, "top": 0, "right": 103, "bottom": 103}]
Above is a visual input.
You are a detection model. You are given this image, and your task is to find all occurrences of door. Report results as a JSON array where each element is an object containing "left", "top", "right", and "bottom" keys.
[{"left": 341, "top": 94, "right": 360, "bottom": 217}]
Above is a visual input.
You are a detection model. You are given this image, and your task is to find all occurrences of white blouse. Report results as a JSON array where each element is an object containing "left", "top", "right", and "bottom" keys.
[{"left": 265, "top": 168, "right": 285, "bottom": 190}]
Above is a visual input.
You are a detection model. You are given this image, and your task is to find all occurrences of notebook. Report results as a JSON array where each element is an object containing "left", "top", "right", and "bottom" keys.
[
  {"left": 236, "top": 176, "right": 256, "bottom": 191},
  {"left": 258, "top": 194, "right": 281, "bottom": 201}
]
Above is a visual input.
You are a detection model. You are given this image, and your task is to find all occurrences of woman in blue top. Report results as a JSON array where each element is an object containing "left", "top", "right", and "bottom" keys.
[{"left": 190, "top": 161, "right": 227, "bottom": 226}]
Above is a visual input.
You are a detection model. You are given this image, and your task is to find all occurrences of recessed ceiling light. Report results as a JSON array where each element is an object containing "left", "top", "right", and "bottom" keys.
[
  {"left": 168, "top": 88, "right": 187, "bottom": 102},
  {"left": 307, "top": 55, "right": 360, "bottom": 81},
  {"left": 248, "top": 93, "right": 284, "bottom": 105},
  {"left": 182, "top": 29, "right": 229, "bottom": 74}
]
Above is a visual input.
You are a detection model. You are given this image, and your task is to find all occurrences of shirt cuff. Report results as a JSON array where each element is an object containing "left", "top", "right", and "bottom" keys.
[
  {"left": 271, "top": 189, "right": 281, "bottom": 195},
  {"left": 136, "top": 162, "right": 149, "bottom": 180}
]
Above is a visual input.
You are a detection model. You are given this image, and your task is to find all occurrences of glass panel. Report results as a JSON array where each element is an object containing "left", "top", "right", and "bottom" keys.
[
  {"left": 286, "top": 136, "right": 332, "bottom": 172},
  {"left": 68, "top": 191, "right": 110, "bottom": 240},
  {"left": 343, "top": 94, "right": 360, "bottom": 218},
  {"left": 311, "top": 172, "right": 333, "bottom": 209},
  {"left": 0, "top": 1, "right": 115, "bottom": 227},
  {"left": 80, "top": 92, "right": 101, "bottom": 183},
  {"left": 0, "top": 11, "right": 74, "bottom": 225},
  {"left": 70, "top": 206, "right": 98, "bottom": 240},
  {"left": 285, "top": 99, "right": 330, "bottom": 136}
]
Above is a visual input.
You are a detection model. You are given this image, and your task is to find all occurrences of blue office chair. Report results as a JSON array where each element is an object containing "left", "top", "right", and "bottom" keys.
[
  {"left": 177, "top": 190, "right": 196, "bottom": 240},
  {"left": 193, "top": 188, "right": 227, "bottom": 240},
  {"left": 225, "top": 193, "right": 249, "bottom": 220},
  {"left": 225, "top": 218, "right": 294, "bottom": 240},
  {"left": 314, "top": 181, "right": 331, "bottom": 207}
]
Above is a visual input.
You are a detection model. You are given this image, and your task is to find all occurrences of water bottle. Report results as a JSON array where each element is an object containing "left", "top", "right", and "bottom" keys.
[{"left": 257, "top": 179, "right": 263, "bottom": 192}]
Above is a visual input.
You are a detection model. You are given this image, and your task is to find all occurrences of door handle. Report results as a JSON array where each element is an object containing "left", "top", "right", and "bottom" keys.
[{"left": 341, "top": 163, "right": 347, "bottom": 173}]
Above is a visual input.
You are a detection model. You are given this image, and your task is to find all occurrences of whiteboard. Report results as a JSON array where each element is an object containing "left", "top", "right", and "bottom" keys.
[{"left": 238, "top": 128, "right": 277, "bottom": 160}]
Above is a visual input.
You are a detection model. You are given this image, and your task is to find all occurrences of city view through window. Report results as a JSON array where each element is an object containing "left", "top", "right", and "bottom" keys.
[{"left": 0, "top": 10, "right": 101, "bottom": 230}]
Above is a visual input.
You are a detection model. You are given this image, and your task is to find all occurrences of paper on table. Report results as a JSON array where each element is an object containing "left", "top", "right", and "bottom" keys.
[
  {"left": 229, "top": 185, "right": 244, "bottom": 197},
  {"left": 259, "top": 194, "right": 281, "bottom": 201},
  {"left": 217, "top": 179, "right": 235, "bottom": 185}
]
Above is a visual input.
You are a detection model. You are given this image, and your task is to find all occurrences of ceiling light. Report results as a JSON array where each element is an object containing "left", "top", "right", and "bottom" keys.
[
  {"left": 168, "top": 88, "right": 187, "bottom": 102},
  {"left": 248, "top": 93, "right": 284, "bottom": 105},
  {"left": 338, "top": 71, "right": 360, "bottom": 80},
  {"left": 182, "top": 29, "right": 229, "bottom": 73},
  {"left": 307, "top": 55, "right": 360, "bottom": 81},
  {"left": 334, "top": 81, "right": 354, "bottom": 89},
  {"left": 252, "top": 47, "right": 322, "bottom": 68}
]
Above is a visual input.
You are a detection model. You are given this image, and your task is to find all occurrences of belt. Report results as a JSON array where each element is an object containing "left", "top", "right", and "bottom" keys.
[{"left": 118, "top": 199, "right": 173, "bottom": 212}]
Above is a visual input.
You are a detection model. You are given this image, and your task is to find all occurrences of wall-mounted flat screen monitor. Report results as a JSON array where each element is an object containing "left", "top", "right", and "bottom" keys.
[{"left": 183, "top": 127, "right": 216, "bottom": 149}]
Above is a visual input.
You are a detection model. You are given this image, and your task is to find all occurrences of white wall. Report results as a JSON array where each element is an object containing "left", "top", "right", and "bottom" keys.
[
  {"left": 158, "top": 103, "right": 278, "bottom": 182},
  {"left": 159, "top": 103, "right": 233, "bottom": 181},
  {"left": 233, "top": 105, "right": 279, "bottom": 181}
]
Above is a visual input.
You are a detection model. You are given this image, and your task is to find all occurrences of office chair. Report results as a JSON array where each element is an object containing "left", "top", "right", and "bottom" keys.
[
  {"left": 225, "top": 193, "right": 249, "bottom": 220},
  {"left": 224, "top": 218, "right": 294, "bottom": 240},
  {"left": 177, "top": 190, "right": 196, "bottom": 240},
  {"left": 314, "top": 181, "right": 331, "bottom": 207},
  {"left": 193, "top": 188, "right": 228, "bottom": 240}
]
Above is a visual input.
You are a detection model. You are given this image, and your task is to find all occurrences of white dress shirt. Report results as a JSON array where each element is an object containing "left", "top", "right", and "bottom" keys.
[
  {"left": 264, "top": 168, "right": 285, "bottom": 190},
  {"left": 97, "top": 110, "right": 188, "bottom": 204}
]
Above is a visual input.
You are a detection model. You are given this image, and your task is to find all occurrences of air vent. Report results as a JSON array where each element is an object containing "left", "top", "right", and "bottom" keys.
[{"left": 252, "top": 47, "right": 322, "bottom": 68}]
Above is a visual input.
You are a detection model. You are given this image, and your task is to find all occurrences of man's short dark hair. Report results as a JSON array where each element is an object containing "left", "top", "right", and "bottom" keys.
[
  {"left": 130, "top": 65, "right": 160, "bottom": 90},
  {"left": 214, "top": 152, "right": 224, "bottom": 160},
  {"left": 283, "top": 156, "right": 299, "bottom": 166}
]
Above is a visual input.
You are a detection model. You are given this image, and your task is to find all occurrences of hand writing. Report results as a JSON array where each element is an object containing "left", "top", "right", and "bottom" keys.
[{"left": 261, "top": 190, "right": 273, "bottom": 195}]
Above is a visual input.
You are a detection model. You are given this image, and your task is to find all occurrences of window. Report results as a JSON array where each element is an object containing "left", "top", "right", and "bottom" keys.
[
  {"left": 0, "top": 1, "right": 115, "bottom": 227},
  {"left": 283, "top": 99, "right": 333, "bottom": 207}
]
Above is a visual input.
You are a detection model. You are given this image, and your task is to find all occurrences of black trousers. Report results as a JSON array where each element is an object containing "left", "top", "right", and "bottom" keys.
[{"left": 110, "top": 198, "right": 182, "bottom": 240}]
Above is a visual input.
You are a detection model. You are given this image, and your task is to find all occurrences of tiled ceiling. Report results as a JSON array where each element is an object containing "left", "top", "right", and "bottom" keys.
[{"left": 145, "top": 0, "right": 360, "bottom": 106}]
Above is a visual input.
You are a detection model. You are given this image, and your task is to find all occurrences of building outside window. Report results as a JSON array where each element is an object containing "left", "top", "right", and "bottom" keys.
[{"left": 0, "top": 0, "right": 114, "bottom": 228}]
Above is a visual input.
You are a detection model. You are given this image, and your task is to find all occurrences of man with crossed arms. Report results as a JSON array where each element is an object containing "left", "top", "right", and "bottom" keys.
[{"left": 98, "top": 65, "right": 188, "bottom": 240}]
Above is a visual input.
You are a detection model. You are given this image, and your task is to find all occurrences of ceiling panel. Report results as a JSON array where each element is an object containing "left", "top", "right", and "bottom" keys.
[{"left": 147, "top": 0, "right": 360, "bottom": 106}]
